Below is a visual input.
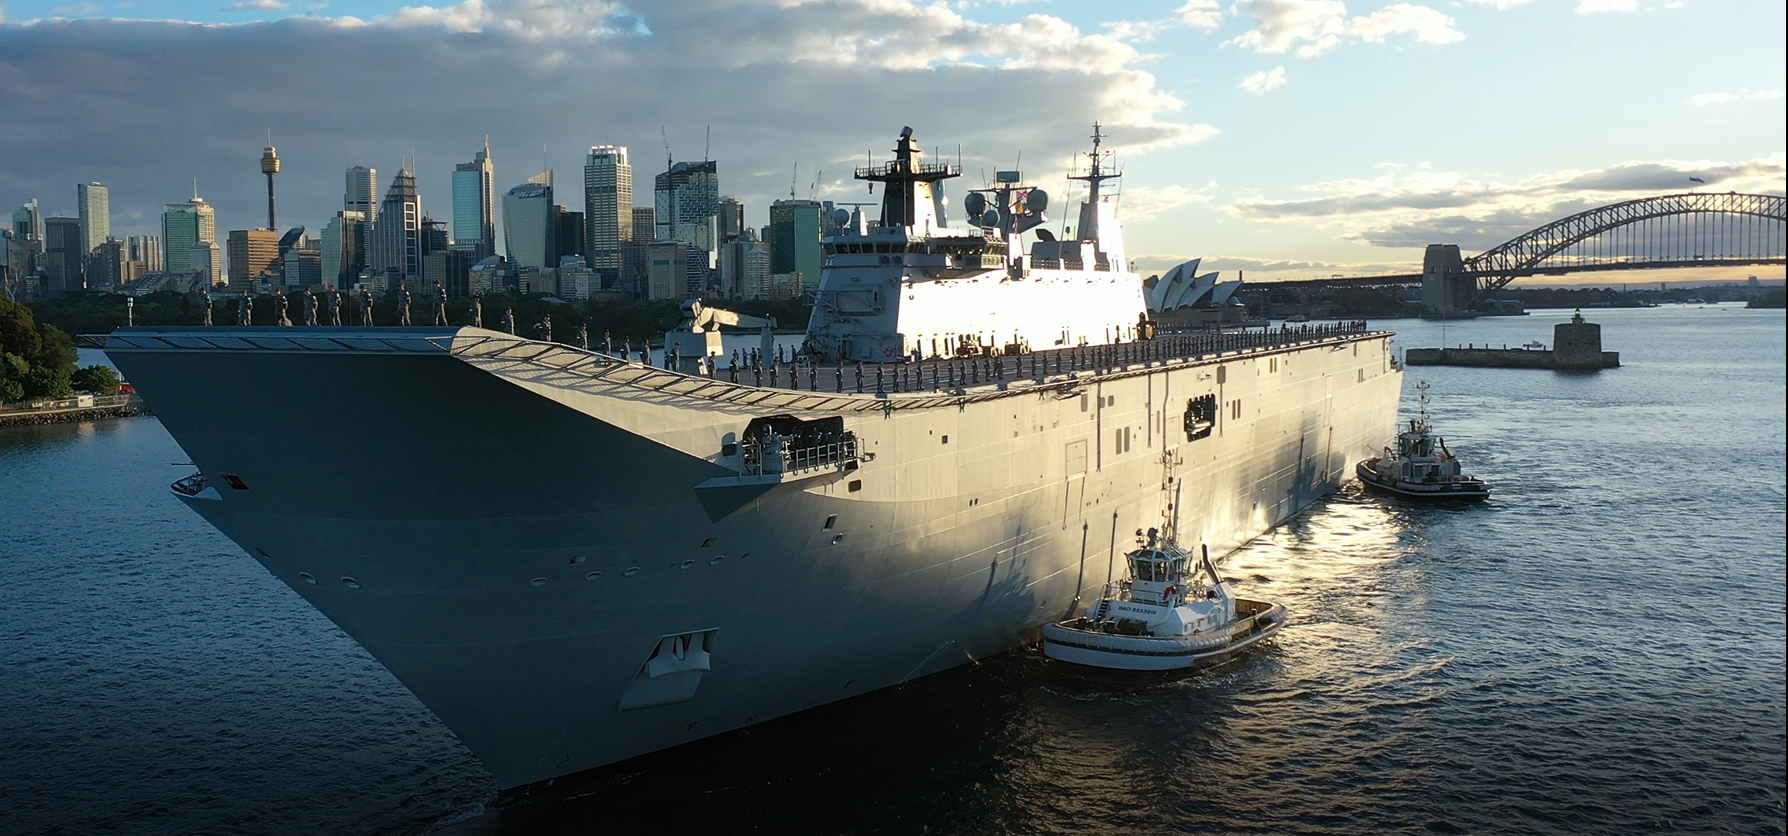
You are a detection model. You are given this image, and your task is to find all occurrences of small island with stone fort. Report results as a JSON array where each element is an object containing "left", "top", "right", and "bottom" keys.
[{"left": 1406, "top": 309, "right": 1619, "bottom": 370}]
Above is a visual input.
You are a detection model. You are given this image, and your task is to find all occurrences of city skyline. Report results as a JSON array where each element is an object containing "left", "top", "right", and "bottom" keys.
[{"left": 0, "top": 0, "right": 1782, "bottom": 284}]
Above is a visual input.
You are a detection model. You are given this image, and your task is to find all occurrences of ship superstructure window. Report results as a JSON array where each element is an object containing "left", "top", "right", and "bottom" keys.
[{"left": 1184, "top": 395, "right": 1217, "bottom": 441}]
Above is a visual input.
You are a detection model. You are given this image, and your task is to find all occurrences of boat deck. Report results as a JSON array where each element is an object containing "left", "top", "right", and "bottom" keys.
[{"left": 95, "top": 321, "right": 1384, "bottom": 415}]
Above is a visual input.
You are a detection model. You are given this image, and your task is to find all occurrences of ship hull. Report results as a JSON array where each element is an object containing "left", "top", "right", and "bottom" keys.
[{"left": 105, "top": 326, "right": 1401, "bottom": 789}]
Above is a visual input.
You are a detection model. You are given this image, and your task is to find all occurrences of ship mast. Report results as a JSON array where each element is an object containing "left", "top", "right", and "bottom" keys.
[
  {"left": 1067, "top": 122, "right": 1121, "bottom": 243},
  {"left": 855, "top": 127, "right": 957, "bottom": 231}
]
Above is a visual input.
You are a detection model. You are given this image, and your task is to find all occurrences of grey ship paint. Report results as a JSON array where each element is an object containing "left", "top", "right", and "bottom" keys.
[{"left": 101, "top": 127, "right": 1403, "bottom": 790}]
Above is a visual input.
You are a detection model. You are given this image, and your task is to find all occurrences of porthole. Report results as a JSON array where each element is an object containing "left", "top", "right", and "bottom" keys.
[
  {"left": 341, "top": 577, "right": 361, "bottom": 590},
  {"left": 848, "top": 480, "right": 862, "bottom": 492},
  {"left": 709, "top": 555, "right": 725, "bottom": 566},
  {"left": 679, "top": 560, "right": 695, "bottom": 570},
  {"left": 530, "top": 577, "right": 548, "bottom": 587},
  {"left": 831, "top": 534, "right": 845, "bottom": 545},
  {"left": 569, "top": 554, "right": 586, "bottom": 565},
  {"left": 624, "top": 567, "right": 641, "bottom": 577},
  {"left": 585, "top": 571, "right": 603, "bottom": 581},
  {"left": 823, "top": 514, "right": 838, "bottom": 530},
  {"left": 298, "top": 572, "right": 316, "bottom": 584},
  {"left": 254, "top": 547, "right": 272, "bottom": 558}
]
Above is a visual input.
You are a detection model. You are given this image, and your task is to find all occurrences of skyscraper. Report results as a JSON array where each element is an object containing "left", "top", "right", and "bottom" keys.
[
  {"left": 452, "top": 140, "right": 496, "bottom": 261},
  {"left": 717, "top": 195, "right": 744, "bottom": 243},
  {"left": 367, "top": 165, "right": 423, "bottom": 285},
  {"left": 227, "top": 228, "right": 281, "bottom": 289},
  {"left": 77, "top": 182, "right": 110, "bottom": 254},
  {"left": 43, "top": 217, "right": 85, "bottom": 294},
  {"left": 554, "top": 207, "right": 584, "bottom": 264},
  {"left": 319, "top": 211, "right": 366, "bottom": 287},
  {"left": 162, "top": 193, "right": 216, "bottom": 275},
  {"left": 654, "top": 160, "right": 719, "bottom": 261},
  {"left": 769, "top": 199, "right": 825, "bottom": 291},
  {"left": 583, "top": 145, "right": 631, "bottom": 286},
  {"left": 128, "top": 235, "right": 162, "bottom": 272},
  {"left": 718, "top": 229, "right": 769, "bottom": 299},
  {"left": 345, "top": 166, "right": 378, "bottom": 222},
  {"left": 12, "top": 199, "right": 42, "bottom": 242},
  {"left": 502, "top": 172, "right": 555, "bottom": 270},
  {"left": 190, "top": 239, "right": 221, "bottom": 286}
]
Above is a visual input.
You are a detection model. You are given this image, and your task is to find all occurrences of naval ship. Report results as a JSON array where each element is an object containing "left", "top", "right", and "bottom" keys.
[{"left": 100, "top": 126, "right": 1403, "bottom": 791}]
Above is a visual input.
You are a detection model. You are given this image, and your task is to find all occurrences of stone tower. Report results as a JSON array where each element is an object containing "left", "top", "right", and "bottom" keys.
[{"left": 1553, "top": 309, "right": 1616, "bottom": 369}]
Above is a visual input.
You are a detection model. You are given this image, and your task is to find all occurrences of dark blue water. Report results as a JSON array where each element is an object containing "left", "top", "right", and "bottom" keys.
[{"left": 2, "top": 305, "right": 1782, "bottom": 835}]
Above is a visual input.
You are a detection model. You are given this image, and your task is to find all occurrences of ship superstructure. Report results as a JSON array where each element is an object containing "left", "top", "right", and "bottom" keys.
[
  {"left": 805, "top": 124, "right": 1145, "bottom": 362},
  {"left": 100, "top": 127, "right": 1404, "bottom": 793}
]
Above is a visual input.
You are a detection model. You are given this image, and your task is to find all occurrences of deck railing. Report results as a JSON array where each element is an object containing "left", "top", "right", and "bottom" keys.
[{"left": 714, "top": 321, "right": 1373, "bottom": 395}]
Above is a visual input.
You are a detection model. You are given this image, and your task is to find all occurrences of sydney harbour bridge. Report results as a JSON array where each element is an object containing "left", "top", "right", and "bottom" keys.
[{"left": 1241, "top": 192, "right": 1786, "bottom": 315}]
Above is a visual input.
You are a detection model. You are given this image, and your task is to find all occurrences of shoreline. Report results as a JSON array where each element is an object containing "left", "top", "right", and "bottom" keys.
[{"left": 0, "top": 397, "right": 153, "bottom": 429}]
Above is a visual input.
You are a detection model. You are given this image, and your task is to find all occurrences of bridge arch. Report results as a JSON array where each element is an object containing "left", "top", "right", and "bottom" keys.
[{"left": 1466, "top": 191, "right": 1786, "bottom": 294}]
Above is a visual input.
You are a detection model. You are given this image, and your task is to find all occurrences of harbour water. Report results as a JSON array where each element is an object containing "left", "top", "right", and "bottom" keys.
[{"left": 1, "top": 304, "right": 1781, "bottom": 835}]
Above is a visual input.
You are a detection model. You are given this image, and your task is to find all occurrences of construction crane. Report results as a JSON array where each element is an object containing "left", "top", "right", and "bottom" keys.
[{"left": 663, "top": 300, "right": 778, "bottom": 373}]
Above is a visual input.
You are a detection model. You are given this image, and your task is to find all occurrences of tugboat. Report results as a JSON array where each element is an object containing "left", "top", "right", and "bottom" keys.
[
  {"left": 1356, "top": 381, "right": 1491, "bottom": 501},
  {"left": 1042, "top": 533, "right": 1287, "bottom": 672}
]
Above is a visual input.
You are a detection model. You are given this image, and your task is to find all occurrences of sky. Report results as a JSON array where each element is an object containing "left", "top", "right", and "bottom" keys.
[{"left": 1, "top": 0, "right": 1783, "bottom": 284}]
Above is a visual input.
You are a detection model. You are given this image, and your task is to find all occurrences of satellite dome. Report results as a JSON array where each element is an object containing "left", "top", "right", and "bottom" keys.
[
  {"left": 832, "top": 208, "right": 851, "bottom": 226},
  {"left": 1025, "top": 189, "right": 1048, "bottom": 213},
  {"left": 979, "top": 209, "right": 1000, "bottom": 228},
  {"left": 963, "top": 192, "right": 987, "bottom": 218}
]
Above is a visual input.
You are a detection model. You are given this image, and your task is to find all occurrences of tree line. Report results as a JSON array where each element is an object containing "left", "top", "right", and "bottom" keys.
[{"left": 0, "top": 298, "right": 119, "bottom": 403}]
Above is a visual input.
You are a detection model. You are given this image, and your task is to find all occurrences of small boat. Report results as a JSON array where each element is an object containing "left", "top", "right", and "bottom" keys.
[
  {"left": 1042, "top": 535, "right": 1287, "bottom": 671},
  {"left": 1356, "top": 381, "right": 1491, "bottom": 501},
  {"left": 1521, "top": 340, "right": 1546, "bottom": 350},
  {"left": 1284, "top": 314, "right": 1309, "bottom": 323}
]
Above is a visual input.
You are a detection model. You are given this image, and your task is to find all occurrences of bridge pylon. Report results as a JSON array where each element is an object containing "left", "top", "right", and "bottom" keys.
[{"left": 1420, "top": 244, "right": 1477, "bottom": 316}]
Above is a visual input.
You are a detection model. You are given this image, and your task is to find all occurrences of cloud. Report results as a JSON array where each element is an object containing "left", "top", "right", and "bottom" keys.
[
  {"left": 1460, "top": 0, "right": 1535, "bottom": 9},
  {"left": 0, "top": 2, "right": 1217, "bottom": 244},
  {"left": 1223, "top": 153, "right": 1787, "bottom": 250},
  {"left": 1345, "top": 4, "right": 1463, "bottom": 46},
  {"left": 1575, "top": 0, "right": 1635, "bottom": 12},
  {"left": 1132, "top": 252, "right": 1414, "bottom": 278},
  {"left": 1238, "top": 66, "right": 1288, "bottom": 94},
  {"left": 224, "top": 0, "right": 288, "bottom": 9},
  {"left": 1115, "top": 185, "right": 1210, "bottom": 222},
  {"left": 1691, "top": 89, "right": 1786, "bottom": 107},
  {"left": 1173, "top": 0, "right": 1223, "bottom": 31},
  {"left": 1227, "top": 0, "right": 1462, "bottom": 57}
]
